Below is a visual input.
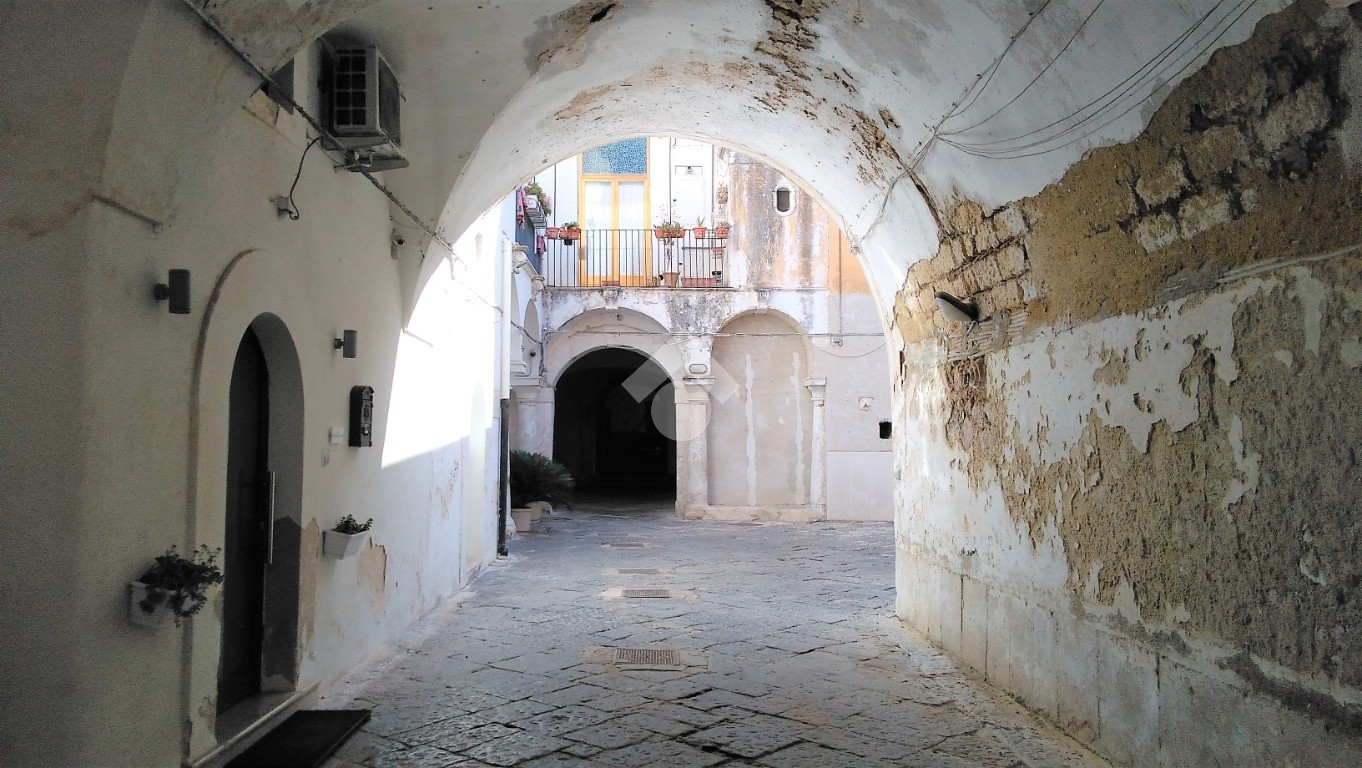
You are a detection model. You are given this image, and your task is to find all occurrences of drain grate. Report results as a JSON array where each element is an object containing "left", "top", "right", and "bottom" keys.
[
  {"left": 604, "top": 541, "right": 645, "bottom": 548},
  {"left": 619, "top": 568, "right": 661, "bottom": 575},
  {"left": 613, "top": 648, "right": 680, "bottom": 665},
  {"left": 621, "top": 588, "right": 671, "bottom": 599}
]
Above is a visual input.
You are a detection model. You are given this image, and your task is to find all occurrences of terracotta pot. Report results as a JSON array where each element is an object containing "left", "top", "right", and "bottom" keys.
[
  {"left": 510, "top": 508, "right": 533, "bottom": 532},
  {"left": 546, "top": 226, "right": 561, "bottom": 239},
  {"left": 564, "top": 227, "right": 582, "bottom": 240},
  {"left": 692, "top": 226, "right": 707, "bottom": 238},
  {"left": 662, "top": 272, "right": 680, "bottom": 287},
  {"left": 714, "top": 225, "right": 730, "bottom": 238}
]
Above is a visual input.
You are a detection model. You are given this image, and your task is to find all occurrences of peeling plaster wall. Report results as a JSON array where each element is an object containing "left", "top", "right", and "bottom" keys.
[{"left": 893, "top": 3, "right": 1362, "bottom": 764}]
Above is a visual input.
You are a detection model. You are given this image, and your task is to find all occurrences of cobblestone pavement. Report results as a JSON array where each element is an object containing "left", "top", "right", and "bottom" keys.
[{"left": 319, "top": 498, "right": 1104, "bottom": 768}]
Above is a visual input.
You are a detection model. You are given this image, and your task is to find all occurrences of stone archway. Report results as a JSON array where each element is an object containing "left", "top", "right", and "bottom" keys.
[{"left": 552, "top": 347, "right": 677, "bottom": 497}]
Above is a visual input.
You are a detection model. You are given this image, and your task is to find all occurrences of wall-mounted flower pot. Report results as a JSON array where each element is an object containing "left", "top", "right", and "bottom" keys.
[
  {"left": 323, "top": 530, "right": 370, "bottom": 559},
  {"left": 510, "top": 508, "right": 533, "bottom": 532},
  {"left": 128, "top": 581, "right": 172, "bottom": 629},
  {"left": 714, "top": 225, "right": 730, "bottom": 239},
  {"left": 546, "top": 226, "right": 561, "bottom": 239},
  {"left": 564, "top": 228, "right": 582, "bottom": 241}
]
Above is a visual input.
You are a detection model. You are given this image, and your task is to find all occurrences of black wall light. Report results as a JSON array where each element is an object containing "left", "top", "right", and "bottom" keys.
[
  {"left": 334, "top": 330, "right": 358, "bottom": 358},
  {"left": 154, "top": 269, "right": 191, "bottom": 314},
  {"left": 934, "top": 291, "right": 980, "bottom": 323}
]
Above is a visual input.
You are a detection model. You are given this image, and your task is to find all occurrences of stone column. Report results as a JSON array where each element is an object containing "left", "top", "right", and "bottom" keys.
[
  {"left": 805, "top": 378, "right": 827, "bottom": 514},
  {"left": 510, "top": 382, "right": 555, "bottom": 457},
  {"left": 675, "top": 377, "right": 714, "bottom": 518}
]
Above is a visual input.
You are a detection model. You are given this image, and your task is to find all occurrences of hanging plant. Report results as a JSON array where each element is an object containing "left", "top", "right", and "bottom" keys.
[
  {"left": 524, "top": 181, "right": 552, "bottom": 216},
  {"left": 716, "top": 184, "right": 729, "bottom": 205},
  {"left": 130, "top": 545, "right": 225, "bottom": 627}
]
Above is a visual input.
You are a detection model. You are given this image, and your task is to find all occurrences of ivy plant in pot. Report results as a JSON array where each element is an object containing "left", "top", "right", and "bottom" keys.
[
  {"left": 129, "top": 545, "right": 225, "bottom": 628},
  {"left": 323, "top": 515, "right": 373, "bottom": 559},
  {"left": 509, "top": 450, "right": 574, "bottom": 533}
]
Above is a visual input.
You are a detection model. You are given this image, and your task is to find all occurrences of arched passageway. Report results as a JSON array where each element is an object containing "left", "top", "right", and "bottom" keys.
[
  {"left": 5, "top": 3, "right": 1362, "bottom": 767},
  {"left": 554, "top": 348, "right": 677, "bottom": 497}
]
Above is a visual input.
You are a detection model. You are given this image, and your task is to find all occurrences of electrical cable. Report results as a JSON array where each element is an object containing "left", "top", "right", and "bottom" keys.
[
  {"left": 941, "top": 0, "right": 1257, "bottom": 159},
  {"left": 946, "top": 0, "right": 1058, "bottom": 122},
  {"left": 177, "top": 0, "right": 453, "bottom": 252},
  {"left": 942, "top": 0, "right": 1109, "bottom": 136},
  {"left": 944, "top": 0, "right": 1237, "bottom": 150},
  {"left": 283, "top": 136, "right": 323, "bottom": 221}
]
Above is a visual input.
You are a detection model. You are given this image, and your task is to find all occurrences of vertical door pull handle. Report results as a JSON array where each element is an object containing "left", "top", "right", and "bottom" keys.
[{"left": 266, "top": 471, "right": 277, "bottom": 565}]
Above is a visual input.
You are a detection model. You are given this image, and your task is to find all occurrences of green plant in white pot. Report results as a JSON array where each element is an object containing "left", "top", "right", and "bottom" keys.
[
  {"left": 128, "top": 545, "right": 225, "bottom": 628},
  {"left": 509, "top": 450, "right": 574, "bottom": 532},
  {"left": 323, "top": 515, "right": 373, "bottom": 559}
]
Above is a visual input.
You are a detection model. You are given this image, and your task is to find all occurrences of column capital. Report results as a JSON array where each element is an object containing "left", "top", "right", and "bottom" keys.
[
  {"left": 510, "top": 378, "right": 545, "bottom": 398},
  {"left": 804, "top": 377, "right": 827, "bottom": 401},
  {"left": 682, "top": 376, "right": 715, "bottom": 398}
]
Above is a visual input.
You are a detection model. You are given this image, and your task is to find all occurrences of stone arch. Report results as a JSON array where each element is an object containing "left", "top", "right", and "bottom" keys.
[{"left": 544, "top": 308, "right": 682, "bottom": 389}]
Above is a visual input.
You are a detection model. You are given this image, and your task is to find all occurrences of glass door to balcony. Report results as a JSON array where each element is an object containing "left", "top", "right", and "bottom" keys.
[{"left": 581, "top": 177, "right": 650, "bottom": 286}]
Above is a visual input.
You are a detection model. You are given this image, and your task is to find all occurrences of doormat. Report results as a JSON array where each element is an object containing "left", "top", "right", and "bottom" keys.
[{"left": 226, "top": 709, "right": 370, "bottom": 768}]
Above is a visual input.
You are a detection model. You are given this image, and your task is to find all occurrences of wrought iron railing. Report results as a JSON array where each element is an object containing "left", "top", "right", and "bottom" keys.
[{"left": 539, "top": 228, "right": 730, "bottom": 288}]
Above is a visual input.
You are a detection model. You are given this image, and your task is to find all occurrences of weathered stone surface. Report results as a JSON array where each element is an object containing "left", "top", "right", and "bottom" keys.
[
  {"left": 316, "top": 503, "right": 1096, "bottom": 768},
  {"left": 1135, "top": 159, "right": 1190, "bottom": 208}
]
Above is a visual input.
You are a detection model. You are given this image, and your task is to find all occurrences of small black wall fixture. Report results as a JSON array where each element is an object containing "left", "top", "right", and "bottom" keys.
[
  {"left": 334, "top": 330, "right": 358, "bottom": 359},
  {"left": 153, "top": 269, "right": 191, "bottom": 314},
  {"left": 934, "top": 291, "right": 980, "bottom": 323},
  {"left": 350, "top": 386, "right": 374, "bottom": 447}
]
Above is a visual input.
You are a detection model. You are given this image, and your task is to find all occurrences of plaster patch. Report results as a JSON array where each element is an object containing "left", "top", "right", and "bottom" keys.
[
  {"left": 1342, "top": 340, "right": 1362, "bottom": 368},
  {"left": 1273, "top": 349, "right": 1294, "bottom": 367},
  {"left": 1221, "top": 414, "right": 1260, "bottom": 511},
  {"left": 1289, "top": 267, "right": 1328, "bottom": 354}
]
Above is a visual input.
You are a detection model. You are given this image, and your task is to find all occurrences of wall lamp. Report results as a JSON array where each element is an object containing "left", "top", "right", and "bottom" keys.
[
  {"left": 334, "top": 330, "right": 358, "bottom": 359},
  {"left": 934, "top": 291, "right": 979, "bottom": 324},
  {"left": 154, "top": 269, "right": 191, "bottom": 314}
]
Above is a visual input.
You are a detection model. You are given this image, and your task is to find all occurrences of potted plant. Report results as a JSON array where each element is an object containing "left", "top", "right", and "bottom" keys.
[
  {"left": 653, "top": 219, "right": 682, "bottom": 240},
  {"left": 129, "top": 545, "right": 225, "bottom": 628},
  {"left": 716, "top": 184, "right": 729, "bottom": 205},
  {"left": 561, "top": 221, "right": 581, "bottom": 243},
  {"left": 546, "top": 225, "right": 561, "bottom": 239},
  {"left": 662, "top": 271, "right": 680, "bottom": 287},
  {"left": 692, "top": 215, "right": 707, "bottom": 239},
  {"left": 509, "top": 450, "right": 574, "bottom": 532},
  {"left": 524, "top": 181, "right": 552, "bottom": 216},
  {"left": 713, "top": 220, "right": 730, "bottom": 239},
  {"left": 323, "top": 515, "right": 373, "bottom": 559}
]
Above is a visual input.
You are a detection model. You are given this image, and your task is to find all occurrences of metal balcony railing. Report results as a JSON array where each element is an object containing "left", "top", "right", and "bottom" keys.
[{"left": 540, "top": 228, "right": 730, "bottom": 288}]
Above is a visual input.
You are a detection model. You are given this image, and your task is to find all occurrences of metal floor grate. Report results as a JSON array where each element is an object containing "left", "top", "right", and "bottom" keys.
[
  {"left": 621, "top": 588, "right": 670, "bottom": 599},
  {"left": 619, "top": 568, "right": 661, "bottom": 575},
  {"left": 613, "top": 648, "right": 680, "bottom": 665}
]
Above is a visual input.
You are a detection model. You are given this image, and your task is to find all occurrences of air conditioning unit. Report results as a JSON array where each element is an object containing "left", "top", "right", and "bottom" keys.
[{"left": 328, "top": 45, "right": 408, "bottom": 170}]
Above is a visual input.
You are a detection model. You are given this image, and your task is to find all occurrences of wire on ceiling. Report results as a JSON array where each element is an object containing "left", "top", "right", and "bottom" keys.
[{"left": 939, "top": 0, "right": 1262, "bottom": 160}]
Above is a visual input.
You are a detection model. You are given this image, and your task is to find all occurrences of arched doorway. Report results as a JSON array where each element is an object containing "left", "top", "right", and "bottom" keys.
[
  {"left": 553, "top": 349, "right": 676, "bottom": 497},
  {"left": 218, "top": 315, "right": 305, "bottom": 720}
]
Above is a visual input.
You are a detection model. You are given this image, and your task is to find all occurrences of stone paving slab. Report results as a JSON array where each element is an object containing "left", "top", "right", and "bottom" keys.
[{"left": 319, "top": 498, "right": 1105, "bottom": 768}]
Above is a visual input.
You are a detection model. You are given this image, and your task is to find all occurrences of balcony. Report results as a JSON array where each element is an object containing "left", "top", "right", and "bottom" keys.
[{"left": 540, "top": 228, "right": 730, "bottom": 289}]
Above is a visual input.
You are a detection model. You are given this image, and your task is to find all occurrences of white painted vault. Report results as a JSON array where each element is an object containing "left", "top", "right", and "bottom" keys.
[{"left": 3, "top": 1, "right": 1360, "bottom": 766}]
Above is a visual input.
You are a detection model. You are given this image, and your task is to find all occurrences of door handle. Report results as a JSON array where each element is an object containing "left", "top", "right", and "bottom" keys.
[{"left": 266, "top": 471, "right": 277, "bottom": 566}]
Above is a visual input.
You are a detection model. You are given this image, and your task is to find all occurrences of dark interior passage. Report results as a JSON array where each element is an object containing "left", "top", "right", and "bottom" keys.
[{"left": 553, "top": 348, "right": 676, "bottom": 496}]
